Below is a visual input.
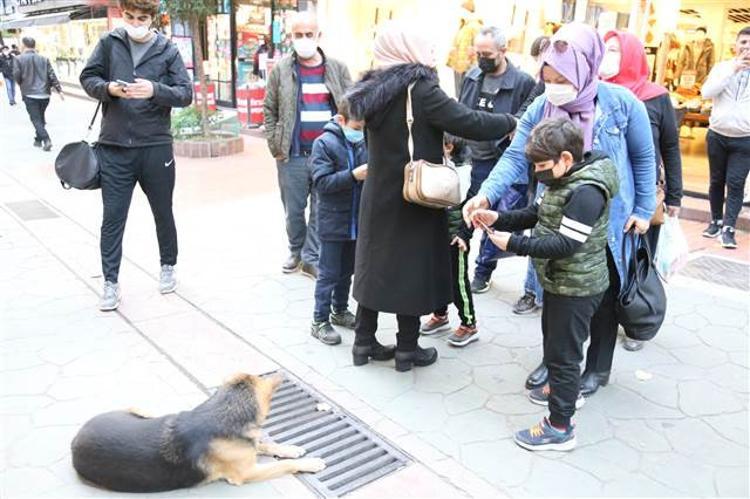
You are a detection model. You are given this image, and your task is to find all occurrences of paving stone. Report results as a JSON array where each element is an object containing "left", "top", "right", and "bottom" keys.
[
  {"left": 8, "top": 425, "right": 78, "bottom": 467},
  {"left": 1, "top": 364, "right": 59, "bottom": 396},
  {"left": 0, "top": 414, "right": 33, "bottom": 449},
  {"left": 697, "top": 326, "right": 748, "bottom": 353},
  {"left": 523, "top": 457, "right": 603, "bottom": 496},
  {"left": 445, "top": 409, "right": 510, "bottom": 443},
  {"left": 715, "top": 466, "right": 750, "bottom": 497},
  {"left": 602, "top": 473, "right": 682, "bottom": 496},
  {"left": 383, "top": 391, "right": 447, "bottom": 433},
  {"left": 696, "top": 304, "right": 749, "bottom": 328},
  {"left": 473, "top": 364, "right": 527, "bottom": 396},
  {"left": 678, "top": 380, "right": 744, "bottom": 416},
  {"left": 0, "top": 395, "right": 55, "bottom": 415},
  {"left": 443, "top": 385, "right": 490, "bottom": 415},
  {"left": 414, "top": 358, "right": 473, "bottom": 395},
  {"left": 670, "top": 344, "right": 729, "bottom": 369},
  {"left": 653, "top": 323, "right": 702, "bottom": 349},
  {"left": 705, "top": 363, "right": 750, "bottom": 394},
  {"left": 729, "top": 350, "right": 749, "bottom": 369},
  {"left": 451, "top": 342, "right": 512, "bottom": 367},
  {"left": 702, "top": 412, "right": 749, "bottom": 444},
  {"left": 332, "top": 365, "right": 413, "bottom": 407},
  {"left": 594, "top": 385, "right": 684, "bottom": 420},
  {"left": 459, "top": 440, "right": 533, "bottom": 489},
  {"left": 673, "top": 313, "right": 709, "bottom": 332},
  {"left": 562, "top": 438, "right": 637, "bottom": 481},
  {"left": 416, "top": 431, "right": 461, "bottom": 459},
  {"left": 571, "top": 407, "right": 615, "bottom": 446},
  {"left": 613, "top": 370, "right": 679, "bottom": 408},
  {"left": 646, "top": 362, "right": 706, "bottom": 381},
  {"left": 611, "top": 419, "right": 672, "bottom": 452},
  {"left": 0, "top": 351, "right": 46, "bottom": 371},
  {"left": 655, "top": 418, "right": 749, "bottom": 467},
  {"left": 0, "top": 468, "right": 66, "bottom": 497},
  {"left": 640, "top": 452, "right": 718, "bottom": 496},
  {"left": 486, "top": 393, "right": 541, "bottom": 416}
]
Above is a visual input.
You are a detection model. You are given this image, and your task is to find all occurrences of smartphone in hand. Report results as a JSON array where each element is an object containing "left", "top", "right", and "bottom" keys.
[{"left": 115, "top": 79, "right": 131, "bottom": 88}]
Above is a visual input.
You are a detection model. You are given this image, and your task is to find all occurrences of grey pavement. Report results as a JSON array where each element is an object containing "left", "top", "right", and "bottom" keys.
[{"left": 1, "top": 96, "right": 748, "bottom": 498}]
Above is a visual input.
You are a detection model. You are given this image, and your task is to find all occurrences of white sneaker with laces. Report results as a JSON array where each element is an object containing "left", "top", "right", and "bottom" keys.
[{"left": 99, "top": 281, "right": 121, "bottom": 311}]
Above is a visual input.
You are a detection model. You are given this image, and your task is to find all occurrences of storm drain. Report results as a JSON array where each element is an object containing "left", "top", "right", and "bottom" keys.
[
  {"left": 679, "top": 255, "right": 749, "bottom": 291},
  {"left": 5, "top": 200, "right": 59, "bottom": 221},
  {"left": 264, "top": 371, "right": 410, "bottom": 497}
]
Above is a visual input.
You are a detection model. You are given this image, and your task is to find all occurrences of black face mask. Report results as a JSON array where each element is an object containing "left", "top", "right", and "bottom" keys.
[
  {"left": 478, "top": 57, "right": 498, "bottom": 73},
  {"left": 534, "top": 167, "right": 557, "bottom": 184}
]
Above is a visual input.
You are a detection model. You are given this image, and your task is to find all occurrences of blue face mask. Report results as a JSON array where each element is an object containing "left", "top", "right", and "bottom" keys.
[{"left": 343, "top": 127, "right": 364, "bottom": 144}]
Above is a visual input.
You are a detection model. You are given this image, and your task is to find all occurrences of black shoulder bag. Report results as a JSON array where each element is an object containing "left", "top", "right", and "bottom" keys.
[
  {"left": 616, "top": 230, "right": 667, "bottom": 341},
  {"left": 54, "top": 37, "right": 111, "bottom": 190}
]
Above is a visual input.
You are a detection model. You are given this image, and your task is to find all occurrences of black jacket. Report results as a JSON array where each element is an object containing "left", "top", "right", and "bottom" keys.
[
  {"left": 13, "top": 50, "right": 61, "bottom": 97},
  {"left": 347, "top": 63, "right": 516, "bottom": 315},
  {"left": 458, "top": 62, "right": 535, "bottom": 162},
  {"left": 0, "top": 53, "right": 13, "bottom": 78},
  {"left": 80, "top": 29, "right": 193, "bottom": 147},
  {"left": 310, "top": 121, "right": 367, "bottom": 241},
  {"left": 644, "top": 93, "right": 683, "bottom": 207}
]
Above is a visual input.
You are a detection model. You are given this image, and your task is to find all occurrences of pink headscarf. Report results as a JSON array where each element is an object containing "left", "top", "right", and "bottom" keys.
[
  {"left": 373, "top": 21, "right": 437, "bottom": 68},
  {"left": 541, "top": 22, "right": 605, "bottom": 150}
]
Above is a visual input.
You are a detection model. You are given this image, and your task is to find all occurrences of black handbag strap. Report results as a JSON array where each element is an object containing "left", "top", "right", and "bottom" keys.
[{"left": 87, "top": 35, "right": 113, "bottom": 135}]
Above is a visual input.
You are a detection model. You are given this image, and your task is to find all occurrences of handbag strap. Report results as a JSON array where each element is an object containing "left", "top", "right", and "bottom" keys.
[
  {"left": 86, "top": 35, "right": 112, "bottom": 140},
  {"left": 405, "top": 82, "right": 416, "bottom": 163}
]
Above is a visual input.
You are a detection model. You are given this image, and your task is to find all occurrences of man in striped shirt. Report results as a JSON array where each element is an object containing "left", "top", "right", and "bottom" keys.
[{"left": 264, "top": 12, "right": 352, "bottom": 278}]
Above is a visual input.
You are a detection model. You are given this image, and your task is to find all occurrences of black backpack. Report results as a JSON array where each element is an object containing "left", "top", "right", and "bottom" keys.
[{"left": 54, "top": 36, "right": 111, "bottom": 190}]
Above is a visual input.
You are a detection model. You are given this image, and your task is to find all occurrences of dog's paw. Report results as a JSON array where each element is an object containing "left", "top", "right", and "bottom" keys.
[
  {"left": 277, "top": 444, "right": 306, "bottom": 458},
  {"left": 295, "top": 457, "right": 326, "bottom": 474}
]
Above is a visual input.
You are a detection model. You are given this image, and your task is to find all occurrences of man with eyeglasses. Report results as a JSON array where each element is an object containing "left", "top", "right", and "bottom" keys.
[{"left": 264, "top": 11, "right": 352, "bottom": 279}]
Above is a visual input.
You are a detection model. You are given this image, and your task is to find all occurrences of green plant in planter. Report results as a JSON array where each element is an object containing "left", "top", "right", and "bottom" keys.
[{"left": 172, "top": 107, "right": 241, "bottom": 140}]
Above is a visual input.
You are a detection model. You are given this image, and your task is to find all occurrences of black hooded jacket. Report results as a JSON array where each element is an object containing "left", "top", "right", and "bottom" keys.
[{"left": 80, "top": 28, "right": 193, "bottom": 148}]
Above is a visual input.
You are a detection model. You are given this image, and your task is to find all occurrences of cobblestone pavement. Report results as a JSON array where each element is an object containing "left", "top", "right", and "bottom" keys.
[{"left": 1, "top": 96, "right": 748, "bottom": 498}]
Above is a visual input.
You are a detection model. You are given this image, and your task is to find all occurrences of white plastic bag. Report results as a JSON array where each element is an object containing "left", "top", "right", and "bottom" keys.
[{"left": 654, "top": 215, "right": 689, "bottom": 280}]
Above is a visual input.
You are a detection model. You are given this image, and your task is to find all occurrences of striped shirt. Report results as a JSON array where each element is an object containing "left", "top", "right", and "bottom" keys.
[{"left": 294, "top": 63, "right": 333, "bottom": 155}]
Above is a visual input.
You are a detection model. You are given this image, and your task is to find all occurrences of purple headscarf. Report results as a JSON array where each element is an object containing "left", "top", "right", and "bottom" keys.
[{"left": 541, "top": 22, "right": 605, "bottom": 150}]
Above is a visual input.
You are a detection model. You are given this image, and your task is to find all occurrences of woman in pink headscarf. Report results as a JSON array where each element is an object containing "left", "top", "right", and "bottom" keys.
[
  {"left": 464, "top": 22, "right": 656, "bottom": 451},
  {"left": 600, "top": 30, "right": 683, "bottom": 352},
  {"left": 345, "top": 22, "right": 517, "bottom": 372}
]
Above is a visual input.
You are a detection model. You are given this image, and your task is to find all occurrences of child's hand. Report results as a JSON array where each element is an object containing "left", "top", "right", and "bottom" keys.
[
  {"left": 470, "top": 209, "right": 499, "bottom": 229},
  {"left": 352, "top": 164, "right": 368, "bottom": 181},
  {"left": 487, "top": 231, "right": 512, "bottom": 251},
  {"left": 451, "top": 236, "right": 468, "bottom": 252},
  {"left": 462, "top": 195, "right": 490, "bottom": 227}
]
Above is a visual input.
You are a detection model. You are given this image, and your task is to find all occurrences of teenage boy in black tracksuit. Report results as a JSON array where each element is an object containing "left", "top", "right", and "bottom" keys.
[
  {"left": 80, "top": 0, "right": 192, "bottom": 311},
  {"left": 308, "top": 99, "right": 367, "bottom": 345},
  {"left": 472, "top": 118, "right": 620, "bottom": 451}
]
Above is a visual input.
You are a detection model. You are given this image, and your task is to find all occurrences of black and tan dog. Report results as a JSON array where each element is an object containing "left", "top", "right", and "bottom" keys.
[{"left": 71, "top": 373, "right": 325, "bottom": 492}]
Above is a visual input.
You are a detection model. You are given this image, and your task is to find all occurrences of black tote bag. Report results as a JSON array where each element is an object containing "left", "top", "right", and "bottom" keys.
[{"left": 616, "top": 230, "right": 667, "bottom": 341}]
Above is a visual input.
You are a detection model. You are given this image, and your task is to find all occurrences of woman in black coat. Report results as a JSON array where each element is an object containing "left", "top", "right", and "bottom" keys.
[{"left": 346, "top": 23, "right": 517, "bottom": 372}]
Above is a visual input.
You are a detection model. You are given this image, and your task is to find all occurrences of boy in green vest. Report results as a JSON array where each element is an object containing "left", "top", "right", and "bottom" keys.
[{"left": 471, "top": 118, "right": 619, "bottom": 451}]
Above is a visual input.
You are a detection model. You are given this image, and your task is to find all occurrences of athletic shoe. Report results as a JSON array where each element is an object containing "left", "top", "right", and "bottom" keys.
[
  {"left": 470, "top": 276, "right": 491, "bottom": 294},
  {"left": 513, "top": 292, "right": 540, "bottom": 315},
  {"left": 721, "top": 226, "right": 737, "bottom": 249},
  {"left": 528, "top": 384, "right": 585, "bottom": 409},
  {"left": 702, "top": 220, "right": 722, "bottom": 238},
  {"left": 514, "top": 417, "right": 576, "bottom": 451},
  {"left": 159, "top": 265, "right": 177, "bottom": 294},
  {"left": 310, "top": 321, "right": 341, "bottom": 345},
  {"left": 330, "top": 309, "right": 356, "bottom": 329},
  {"left": 420, "top": 314, "right": 449, "bottom": 335},
  {"left": 447, "top": 324, "right": 479, "bottom": 347},
  {"left": 99, "top": 281, "right": 121, "bottom": 311}
]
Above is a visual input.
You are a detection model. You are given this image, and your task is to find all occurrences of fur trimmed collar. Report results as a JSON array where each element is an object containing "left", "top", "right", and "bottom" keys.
[{"left": 346, "top": 63, "right": 438, "bottom": 125}]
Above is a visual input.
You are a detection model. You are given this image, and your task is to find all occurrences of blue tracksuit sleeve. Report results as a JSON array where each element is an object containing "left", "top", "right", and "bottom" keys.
[
  {"left": 478, "top": 97, "right": 543, "bottom": 205},
  {"left": 626, "top": 99, "right": 657, "bottom": 221},
  {"left": 311, "top": 139, "right": 355, "bottom": 194}
]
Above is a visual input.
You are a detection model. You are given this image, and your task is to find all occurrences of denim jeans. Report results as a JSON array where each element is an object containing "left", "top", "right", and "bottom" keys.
[
  {"left": 276, "top": 156, "right": 319, "bottom": 265},
  {"left": 4, "top": 77, "right": 16, "bottom": 104},
  {"left": 523, "top": 258, "right": 544, "bottom": 305},
  {"left": 22, "top": 96, "right": 50, "bottom": 142},
  {"left": 707, "top": 130, "right": 750, "bottom": 229},
  {"left": 314, "top": 240, "right": 355, "bottom": 322}
]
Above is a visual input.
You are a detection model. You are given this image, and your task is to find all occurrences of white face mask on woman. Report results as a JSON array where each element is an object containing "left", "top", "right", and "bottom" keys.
[
  {"left": 545, "top": 82, "right": 578, "bottom": 106},
  {"left": 598, "top": 52, "right": 621, "bottom": 79}
]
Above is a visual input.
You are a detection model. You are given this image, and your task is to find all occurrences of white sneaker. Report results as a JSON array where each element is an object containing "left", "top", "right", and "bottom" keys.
[
  {"left": 99, "top": 281, "right": 121, "bottom": 311},
  {"left": 159, "top": 265, "right": 177, "bottom": 294}
]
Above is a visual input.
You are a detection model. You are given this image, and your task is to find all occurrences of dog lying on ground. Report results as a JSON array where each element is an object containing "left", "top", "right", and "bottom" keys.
[{"left": 71, "top": 373, "right": 325, "bottom": 492}]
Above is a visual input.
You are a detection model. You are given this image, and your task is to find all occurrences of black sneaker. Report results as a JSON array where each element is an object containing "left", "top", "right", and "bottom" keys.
[
  {"left": 513, "top": 292, "right": 540, "bottom": 315},
  {"left": 470, "top": 276, "right": 491, "bottom": 294},
  {"left": 721, "top": 226, "right": 737, "bottom": 249},
  {"left": 702, "top": 220, "right": 722, "bottom": 238},
  {"left": 330, "top": 309, "right": 356, "bottom": 329},
  {"left": 310, "top": 321, "right": 341, "bottom": 345}
]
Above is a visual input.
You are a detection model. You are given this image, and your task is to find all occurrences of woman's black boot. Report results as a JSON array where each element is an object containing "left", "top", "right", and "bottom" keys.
[
  {"left": 394, "top": 346, "right": 438, "bottom": 372},
  {"left": 352, "top": 342, "right": 396, "bottom": 366}
]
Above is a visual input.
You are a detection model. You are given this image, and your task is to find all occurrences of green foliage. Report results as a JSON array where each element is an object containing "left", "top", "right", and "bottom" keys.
[
  {"left": 172, "top": 106, "right": 241, "bottom": 140},
  {"left": 161, "top": 0, "right": 216, "bottom": 20}
]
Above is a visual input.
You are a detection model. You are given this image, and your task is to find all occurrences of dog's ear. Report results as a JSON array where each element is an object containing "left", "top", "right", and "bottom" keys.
[
  {"left": 222, "top": 372, "right": 254, "bottom": 387},
  {"left": 253, "top": 374, "right": 284, "bottom": 422}
]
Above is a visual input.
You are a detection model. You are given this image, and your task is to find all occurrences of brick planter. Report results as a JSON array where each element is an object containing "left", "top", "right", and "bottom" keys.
[{"left": 174, "top": 134, "right": 244, "bottom": 158}]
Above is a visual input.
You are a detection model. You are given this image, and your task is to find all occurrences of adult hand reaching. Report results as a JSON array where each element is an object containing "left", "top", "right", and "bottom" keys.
[{"left": 462, "top": 194, "right": 490, "bottom": 227}]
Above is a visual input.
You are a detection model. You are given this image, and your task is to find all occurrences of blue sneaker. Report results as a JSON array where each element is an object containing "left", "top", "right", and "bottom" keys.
[{"left": 514, "top": 417, "right": 577, "bottom": 451}]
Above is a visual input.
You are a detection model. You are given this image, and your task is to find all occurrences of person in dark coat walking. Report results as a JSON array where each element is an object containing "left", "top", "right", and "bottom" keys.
[
  {"left": 346, "top": 22, "right": 517, "bottom": 372},
  {"left": 0, "top": 45, "right": 17, "bottom": 105}
]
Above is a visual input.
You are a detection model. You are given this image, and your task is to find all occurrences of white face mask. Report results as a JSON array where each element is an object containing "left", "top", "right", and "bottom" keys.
[
  {"left": 124, "top": 23, "right": 151, "bottom": 42},
  {"left": 598, "top": 52, "right": 621, "bottom": 79},
  {"left": 293, "top": 37, "right": 318, "bottom": 59},
  {"left": 545, "top": 82, "right": 578, "bottom": 106}
]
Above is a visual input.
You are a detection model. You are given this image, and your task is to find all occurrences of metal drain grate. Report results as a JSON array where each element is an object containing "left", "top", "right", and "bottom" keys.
[
  {"left": 5, "top": 200, "right": 59, "bottom": 221},
  {"left": 679, "top": 255, "right": 749, "bottom": 291},
  {"left": 265, "top": 371, "right": 410, "bottom": 497}
]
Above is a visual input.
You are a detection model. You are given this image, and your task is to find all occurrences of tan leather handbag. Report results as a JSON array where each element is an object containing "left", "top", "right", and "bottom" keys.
[{"left": 402, "top": 83, "right": 461, "bottom": 209}]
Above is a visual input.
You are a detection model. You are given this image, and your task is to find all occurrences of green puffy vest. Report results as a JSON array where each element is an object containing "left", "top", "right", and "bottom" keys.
[{"left": 532, "top": 155, "right": 620, "bottom": 297}]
